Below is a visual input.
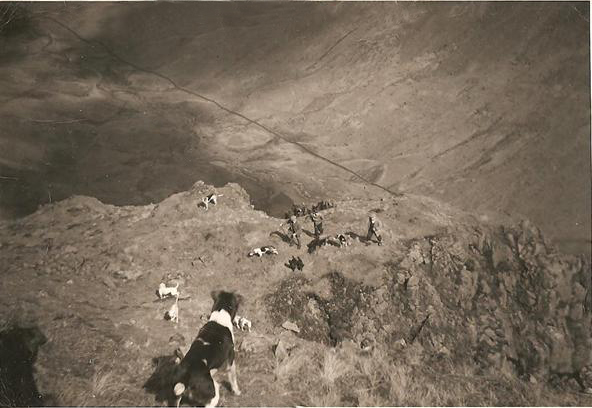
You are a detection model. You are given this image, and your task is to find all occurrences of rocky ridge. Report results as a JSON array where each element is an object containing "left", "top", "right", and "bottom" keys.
[{"left": 0, "top": 181, "right": 590, "bottom": 405}]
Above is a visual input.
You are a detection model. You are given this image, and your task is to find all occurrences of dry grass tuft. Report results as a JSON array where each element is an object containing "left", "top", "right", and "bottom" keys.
[
  {"left": 274, "top": 349, "right": 309, "bottom": 383},
  {"left": 90, "top": 370, "right": 120, "bottom": 399},
  {"left": 52, "top": 368, "right": 142, "bottom": 407},
  {"left": 307, "top": 385, "right": 343, "bottom": 407},
  {"left": 320, "top": 349, "right": 350, "bottom": 384},
  {"left": 0, "top": 377, "right": 13, "bottom": 407}
]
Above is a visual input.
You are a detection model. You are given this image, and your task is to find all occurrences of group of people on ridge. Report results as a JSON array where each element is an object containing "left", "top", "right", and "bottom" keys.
[{"left": 284, "top": 210, "right": 383, "bottom": 250}]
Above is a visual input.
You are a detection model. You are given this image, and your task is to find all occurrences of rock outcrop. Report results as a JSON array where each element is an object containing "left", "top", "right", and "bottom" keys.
[{"left": 268, "top": 220, "right": 592, "bottom": 381}]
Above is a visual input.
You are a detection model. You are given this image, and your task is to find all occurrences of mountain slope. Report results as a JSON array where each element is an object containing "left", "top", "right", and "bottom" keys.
[
  {"left": 0, "top": 2, "right": 589, "bottom": 257},
  {"left": 0, "top": 182, "right": 590, "bottom": 405}
]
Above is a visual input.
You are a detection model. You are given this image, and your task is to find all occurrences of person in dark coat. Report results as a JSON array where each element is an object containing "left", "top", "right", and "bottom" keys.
[
  {"left": 287, "top": 215, "right": 301, "bottom": 249},
  {"left": 309, "top": 212, "right": 324, "bottom": 238}
]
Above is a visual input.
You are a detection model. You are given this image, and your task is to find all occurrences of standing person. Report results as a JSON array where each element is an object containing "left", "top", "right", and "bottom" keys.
[
  {"left": 287, "top": 215, "right": 301, "bottom": 249},
  {"left": 367, "top": 213, "right": 383, "bottom": 246},
  {"left": 310, "top": 211, "right": 324, "bottom": 239}
]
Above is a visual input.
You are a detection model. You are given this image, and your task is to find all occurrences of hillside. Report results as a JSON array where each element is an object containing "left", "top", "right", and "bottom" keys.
[
  {"left": 0, "top": 2, "right": 590, "bottom": 256},
  {"left": 0, "top": 182, "right": 591, "bottom": 406}
]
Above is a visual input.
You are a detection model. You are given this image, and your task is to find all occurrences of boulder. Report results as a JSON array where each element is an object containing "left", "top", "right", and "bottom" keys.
[
  {"left": 240, "top": 333, "right": 274, "bottom": 354},
  {"left": 281, "top": 321, "right": 300, "bottom": 333}
]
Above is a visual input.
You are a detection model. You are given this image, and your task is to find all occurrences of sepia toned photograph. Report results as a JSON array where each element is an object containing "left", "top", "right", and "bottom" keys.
[{"left": 0, "top": 1, "right": 590, "bottom": 406}]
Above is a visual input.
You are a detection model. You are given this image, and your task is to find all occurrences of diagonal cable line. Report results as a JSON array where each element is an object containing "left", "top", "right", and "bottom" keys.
[{"left": 42, "top": 16, "right": 402, "bottom": 199}]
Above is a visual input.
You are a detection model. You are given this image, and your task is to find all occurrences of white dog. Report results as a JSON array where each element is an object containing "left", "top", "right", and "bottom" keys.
[
  {"left": 158, "top": 282, "right": 179, "bottom": 299},
  {"left": 166, "top": 296, "right": 179, "bottom": 323},
  {"left": 233, "top": 315, "right": 252, "bottom": 332},
  {"left": 248, "top": 246, "right": 278, "bottom": 257}
]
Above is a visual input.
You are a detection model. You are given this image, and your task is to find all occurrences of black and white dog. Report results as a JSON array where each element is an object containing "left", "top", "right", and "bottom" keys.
[
  {"left": 200, "top": 193, "right": 223, "bottom": 211},
  {"left": 248, "top": 246, "right": 278, "bottom": 257},
  {"left": 173, "top": 291, "right": 242, "bottom": 407}
]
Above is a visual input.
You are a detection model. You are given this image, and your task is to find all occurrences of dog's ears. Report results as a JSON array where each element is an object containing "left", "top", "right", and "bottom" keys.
[
  {"left": 210, "top": 290, "right": 222, "bottom": 301},
  {"left": 210, "top": 290, "right": 242, "bottom": 305}
]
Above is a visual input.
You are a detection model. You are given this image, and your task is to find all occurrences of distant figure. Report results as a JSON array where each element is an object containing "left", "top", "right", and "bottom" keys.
[
  {"left": 309, "top": 212, "right": 324, "bottom": 238},
  {"left": 312, "top": 200, "right": 335, "bottom": 213},
  {"left": 367, "top": 213, "right": 383, "bottom": 246},
  {"left": 291, "top": 203, "right": 306, "bottom": 217},
  {"left": 287, "top": 215, "right": 301, "bottom": 249}
]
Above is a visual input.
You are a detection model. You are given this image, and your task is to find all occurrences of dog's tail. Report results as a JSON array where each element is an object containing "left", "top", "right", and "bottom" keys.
[{"left": 174, "top": 282, "right": 179, "bottom": 289}]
